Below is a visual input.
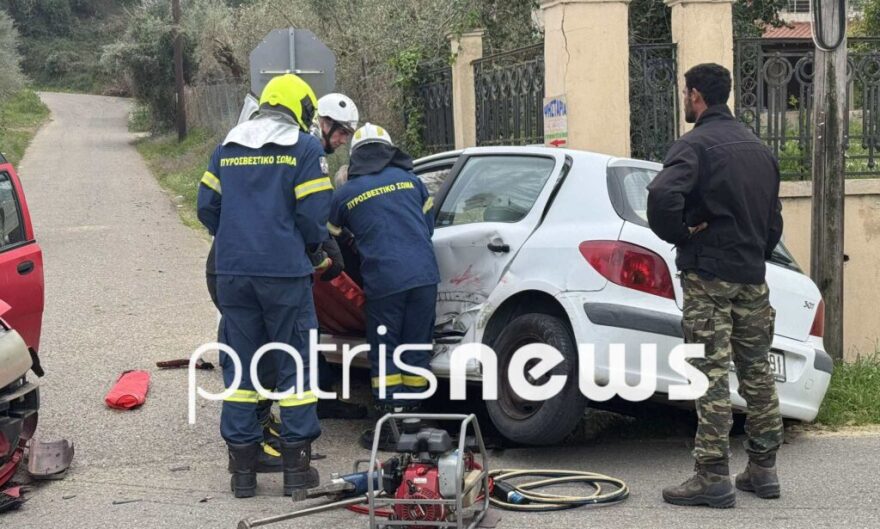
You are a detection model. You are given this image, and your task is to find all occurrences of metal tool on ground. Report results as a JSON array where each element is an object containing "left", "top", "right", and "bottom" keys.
[{"left": 156, "top": 358, "right": 214, "bottom": 370}]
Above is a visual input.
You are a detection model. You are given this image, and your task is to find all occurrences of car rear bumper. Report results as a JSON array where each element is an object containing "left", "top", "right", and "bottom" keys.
[{"left": 559, "top": 290, "right": 832, "bottom": 422}]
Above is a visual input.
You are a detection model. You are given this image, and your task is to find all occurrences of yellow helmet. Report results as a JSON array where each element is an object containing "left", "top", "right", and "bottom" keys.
[{"left": 259, "top": 74, "right": 318, "bottom": 131}]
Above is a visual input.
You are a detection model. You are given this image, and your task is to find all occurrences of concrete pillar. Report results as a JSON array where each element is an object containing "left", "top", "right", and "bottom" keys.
[
  {"left": 448, "top": 30, "right": 484, "bottom": 149},
  {"left": 666, "top": 0, "right": 735, "bottom": 133},
  {"left": 541, "top": 0, "right": 631, "bottom": 157}
]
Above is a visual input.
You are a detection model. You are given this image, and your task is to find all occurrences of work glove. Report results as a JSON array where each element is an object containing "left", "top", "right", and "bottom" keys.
[
  {"left": 320, "top": 238, "right": 345, "bottom": 281},
  {"left": 307, "top": 245, "right": 332, "bottom": 273},
  {"left": 337, "top": 227, "right": 358, "bottom": 254}
]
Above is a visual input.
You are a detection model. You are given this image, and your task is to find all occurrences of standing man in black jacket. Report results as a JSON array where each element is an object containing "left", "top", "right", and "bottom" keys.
[{"left": 647, "top": 63, "right": 784, "bottom": 508}]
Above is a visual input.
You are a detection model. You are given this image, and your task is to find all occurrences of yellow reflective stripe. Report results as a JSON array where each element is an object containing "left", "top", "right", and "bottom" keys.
[
  {"left": 294, "top": 177, "right": 332, "bottom": 200},
  {"left": 279, "top": 390, "right": 318, "bottom": 407},
  {"left": 262, "top": 442, "right": 281, "bottom": 457},
  {"left": 402, "top": 375, "right": 429, "bottom": 388},
  {"left": 371, "top": 374, "right": 403, "bottom": 388},
  {"left": 224, "top": 389, "right": 259, "bottom": 403},
  {"left": 257, "top": 390, "right": 275, "bottom": 402},
  {"left": 201, "top": 171, "right": 221, "bottom": 194},
  {"left": 422, "top": 196, "right": 434, "bottom": 214},
  {"left": 327, "top": 223, "right": 342, "bottom": 236}
]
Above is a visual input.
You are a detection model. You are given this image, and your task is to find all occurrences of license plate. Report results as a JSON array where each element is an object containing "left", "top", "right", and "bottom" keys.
[
  {"left": 730, "top": 351, "right": 786, "bottom": 383},
  {"left": 768, "top": 351, "right": 786, "bottom": 382}
]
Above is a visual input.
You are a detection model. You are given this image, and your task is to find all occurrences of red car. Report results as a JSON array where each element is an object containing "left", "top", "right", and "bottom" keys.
[
  {"left": 0, "top": 153, "right": 44, "bottom": 355},
  {"left": 0, "top": 153, "right": 43, "bottom": 487}
]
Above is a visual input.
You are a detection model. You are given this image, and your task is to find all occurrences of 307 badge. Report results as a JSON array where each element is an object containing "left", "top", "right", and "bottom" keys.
[{"left": 319, "top": 156, "right": 329, "bottom": 175}]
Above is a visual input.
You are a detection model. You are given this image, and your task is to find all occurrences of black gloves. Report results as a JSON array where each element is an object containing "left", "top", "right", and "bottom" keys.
[{"left": 319, "top": 238, "right": 345, "bottom": 281}]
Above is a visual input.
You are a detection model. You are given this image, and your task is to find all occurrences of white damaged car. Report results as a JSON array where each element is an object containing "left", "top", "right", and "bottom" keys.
[{"left": 317, "top": 145, "right": 832, "bottom": 445}]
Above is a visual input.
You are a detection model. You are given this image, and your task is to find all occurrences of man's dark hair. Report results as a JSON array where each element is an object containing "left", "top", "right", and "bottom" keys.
[{"left": 684, "top": 63, "right": 731, "bottom": 106}]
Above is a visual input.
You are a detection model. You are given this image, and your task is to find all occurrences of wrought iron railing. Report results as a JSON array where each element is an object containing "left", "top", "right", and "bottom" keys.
[
  {"left": 629, "top": 43, "right": 679, "bottom": 162},
  {"left": 414, "top": 65, "right": 455, "bottom": 154},
  {"left": 735, "top": 38, "right": 880, "bottom": 179},
  {"left": 473, "top": 43, "right": 545, "bottom": 146}
]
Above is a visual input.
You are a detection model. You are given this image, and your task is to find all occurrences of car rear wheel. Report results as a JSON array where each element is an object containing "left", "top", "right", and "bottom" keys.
[{"left": 485, "top": 313, "right": 584, "bottom": 445}]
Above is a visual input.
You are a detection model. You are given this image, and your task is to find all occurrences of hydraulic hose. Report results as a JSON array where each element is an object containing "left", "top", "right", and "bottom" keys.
[{"left": 487, "top": 469, "right": 629, "bottom": 512}]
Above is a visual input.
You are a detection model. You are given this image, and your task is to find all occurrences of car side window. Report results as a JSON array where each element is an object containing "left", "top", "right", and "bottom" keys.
[
  {"left": 417, "top": 166, "right": 453, "bottom": 196},
  {"left": 0, "top": 172, "right": 25, "bottom": 249},
  {"left": 436, "top": 156, "right": 555, "bottom": 227}
]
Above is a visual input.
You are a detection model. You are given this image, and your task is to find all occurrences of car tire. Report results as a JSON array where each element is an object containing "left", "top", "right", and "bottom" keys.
[{"left": 485, "top": 313, "right": 584, "bottom": 445}]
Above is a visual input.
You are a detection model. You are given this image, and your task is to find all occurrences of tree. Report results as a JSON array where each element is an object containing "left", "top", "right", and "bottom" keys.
[
  {"left": 0, "top": 9, "right": 25, "bottom": 99},
  {"left": 630, "top": 0, "right": 789, "bottom": 43},
  {"left": 101, "top": 0, "right": 196, "bottom": 130},
  {"left": 852, "top": 0, "right": 880, "bottom": 36}
]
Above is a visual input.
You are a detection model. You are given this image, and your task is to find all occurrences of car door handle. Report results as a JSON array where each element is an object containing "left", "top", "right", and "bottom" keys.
[
  {"left": 487, "top": 241, "right": 510, "bottom": 253},
  {"left": 17, "top": 260, "right": 34, "bottom": 275}
]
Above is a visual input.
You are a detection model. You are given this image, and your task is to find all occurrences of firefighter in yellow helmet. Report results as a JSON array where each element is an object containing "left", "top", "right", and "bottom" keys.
[{"left": 198, "top": 74, "right": 341, "bottom": 498}]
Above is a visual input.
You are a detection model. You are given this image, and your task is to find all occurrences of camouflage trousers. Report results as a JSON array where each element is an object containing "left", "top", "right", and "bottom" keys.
[{"left": 682, "top": 271, "right": 783, "bottom": 466}]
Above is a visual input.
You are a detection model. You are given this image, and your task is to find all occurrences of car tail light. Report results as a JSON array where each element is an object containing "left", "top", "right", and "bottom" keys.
[
  {"left": 810, "top": 299, "right": 825, "bottom": 338},
  {"left": 579, "top": 241, "right": 675, "bottom": 300}
]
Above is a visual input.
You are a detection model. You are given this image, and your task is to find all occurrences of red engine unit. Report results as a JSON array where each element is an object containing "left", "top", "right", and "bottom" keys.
[{"left": 394, "top": 462, "right": 445, "bottom": 528}]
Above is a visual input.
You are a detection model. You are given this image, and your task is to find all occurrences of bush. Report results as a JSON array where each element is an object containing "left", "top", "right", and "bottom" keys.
[
  {"left": 101, "top": 0, "right": 196, "bottom": 131},
  {"left": 44, "top": 49, "right": 81, "bottom": 77},
  {"left": 0, "top": 10, "right": 25, "bottom": 100},
  {"left": 2, "top": 0, "right": 73, "bottom": 37}
]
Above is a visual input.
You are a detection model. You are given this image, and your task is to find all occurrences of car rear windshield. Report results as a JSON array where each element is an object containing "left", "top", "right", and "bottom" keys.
[{"left": 606, "top": 165, "right": 802, "bottom": 272}]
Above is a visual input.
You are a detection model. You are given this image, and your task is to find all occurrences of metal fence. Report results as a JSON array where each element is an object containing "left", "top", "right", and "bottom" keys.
[
  {"left": 474, "top": 43, "right": 545, "bottom": 146},
  {"left": 629, "top": 43, "right": 679, "bottom": 162},
  {"left": 186, "top": 80, "right": 249, "bottom": 136},
  {"left": 414, "top": 65, "right": 455, "bottom": 153},
  {"left": 735, "top": 38, "right": 880, "bottom": 179}
]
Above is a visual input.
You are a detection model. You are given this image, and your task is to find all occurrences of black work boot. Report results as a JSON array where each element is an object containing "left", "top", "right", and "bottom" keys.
[
  {"left": 279, "top": 440, "right": 319, "bottom": 498},
  {"left": 662, "top": 462, "right": 736, "bottom": 508},
  {"left": 735, "top": 455, "right": 780, "bottom": 499},
  {"left": 227, "top": 443, "right": 260, "bottom": 498},
  {"left": 227, "top": 442, "right": 282, "bottom": 474},
  {"left": 317, "top": 399, "right": 368, "bottom": 419}
]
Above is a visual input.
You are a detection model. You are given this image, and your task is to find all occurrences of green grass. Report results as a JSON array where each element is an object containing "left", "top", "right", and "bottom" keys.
[
  {"left": 0, "top": 89, "right": 50, "bottom": 165},
  {"left": 128, "top": 103, "right": 152, "bottom": 133},
  {"left": 134, "top": 127, "right": 218, "bottom": 231},
  {"left": 815, "top": 353, "right": 880, "bottom": 427}
]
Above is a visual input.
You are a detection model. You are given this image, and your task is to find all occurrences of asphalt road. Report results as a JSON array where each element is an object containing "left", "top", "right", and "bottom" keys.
[{"left": 3, "top": 92, "right": 878, "bottom": 529}]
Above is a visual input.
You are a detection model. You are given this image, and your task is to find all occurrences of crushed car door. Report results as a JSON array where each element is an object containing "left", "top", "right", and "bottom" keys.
[{"left": 431, "top": 150, "right": 569, "bottom": 338}]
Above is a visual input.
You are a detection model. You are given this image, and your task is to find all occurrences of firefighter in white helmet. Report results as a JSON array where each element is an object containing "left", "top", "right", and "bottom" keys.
[
  {"left": 311, "top": 93, "right": 359, "bottom": 154},
  {"left": 328, "top": 123, "right": 440, "bottom": 449}
]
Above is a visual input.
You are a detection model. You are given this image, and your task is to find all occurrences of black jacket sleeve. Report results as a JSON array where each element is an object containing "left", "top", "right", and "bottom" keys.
[
  {"left": 764, "top": 158, "right": 783, "bottom": 259},
  {"left": 765, "top": 198, "right": 783, "bottom": 259},
  {"left": 647, "top": 140, "right": 699, "bottom": 245}
]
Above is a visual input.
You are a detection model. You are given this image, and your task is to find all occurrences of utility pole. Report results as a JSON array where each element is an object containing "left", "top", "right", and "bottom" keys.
[
  {"left": 172, "top": 0, "right": 187, "bottom": 141},
  {"left": 810, "top": 0, "right": 847, "bottom": 361}
]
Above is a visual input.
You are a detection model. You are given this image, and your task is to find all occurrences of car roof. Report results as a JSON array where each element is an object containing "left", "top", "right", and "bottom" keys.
[{"left": 414, "top": 145, "right": 657, "bottom": 169}]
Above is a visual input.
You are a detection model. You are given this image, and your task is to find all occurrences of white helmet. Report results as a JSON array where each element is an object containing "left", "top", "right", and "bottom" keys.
[
  {"left": 350, "top": 123, "right": 393, "bottom": 153},
  {"left": 316, "top": 93, "right": 359, "bottom": 132}
]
